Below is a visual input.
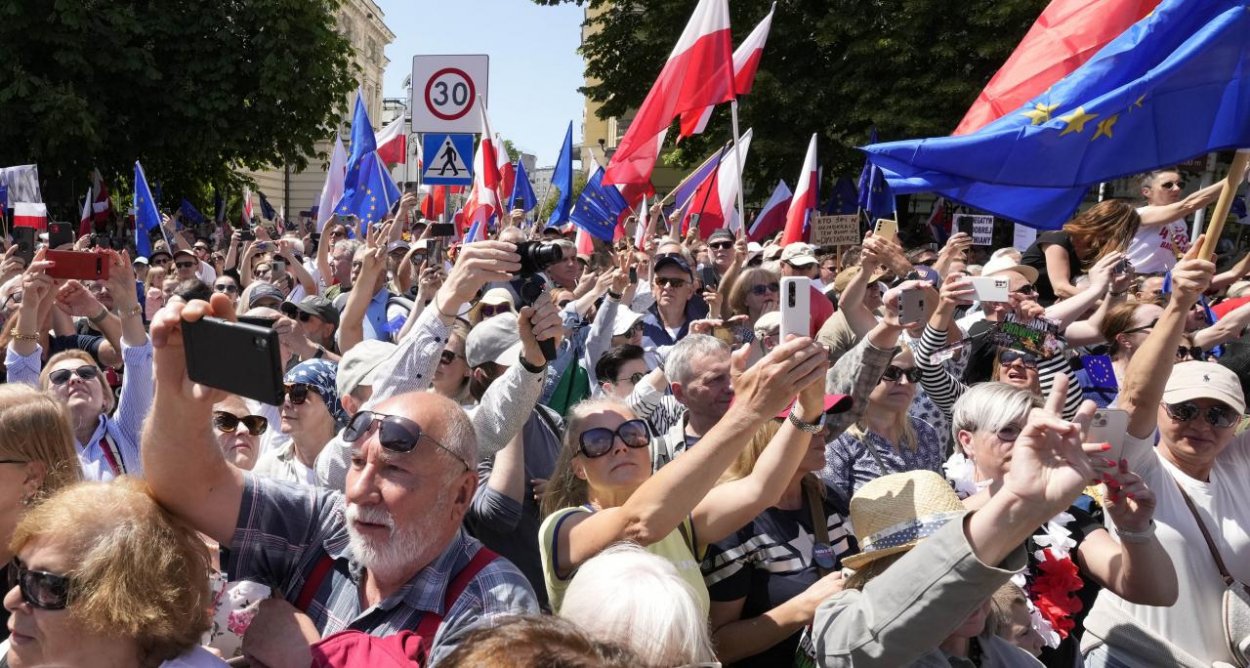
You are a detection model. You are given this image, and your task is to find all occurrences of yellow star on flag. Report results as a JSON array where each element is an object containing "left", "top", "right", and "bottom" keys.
[
  {"left": 1092, "top": 114, "right": 1120, "bottom": 141},
  {"left": 1021, "top": 102, "right": 1059, "bottom": 126},
  {"left": 1058, "top": 107, "right": 1098, "bottom": 136}
]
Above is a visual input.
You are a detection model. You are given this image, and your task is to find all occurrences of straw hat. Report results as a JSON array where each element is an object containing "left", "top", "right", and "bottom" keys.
[{"left": 842, "top": 470, "right": 967, "bottom": 570}]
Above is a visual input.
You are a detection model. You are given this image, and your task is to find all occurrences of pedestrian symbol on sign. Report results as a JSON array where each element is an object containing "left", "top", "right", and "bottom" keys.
[
  {"left": 421, "top": 133, "right": 475, "bottom": 186},
  {"left": 436, "top": 138, "right": 466, "bottom": 176}
]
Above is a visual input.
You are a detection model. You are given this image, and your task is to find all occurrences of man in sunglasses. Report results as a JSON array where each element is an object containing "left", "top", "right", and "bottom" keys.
[
  {"left": 172, "top": 248, "right": 205, "bottom": 283},
  {"left": 281, "top": 294, "right": 340, "bottom": 359},
  {"left": 641, "top": 253, "right": 709, "bottom": 368},
  {"left": 699, "top": 228, "right": 737, "bottom": 291},
  {"left": 1126, "top": 168, "right": 1223, "bottom": 275}
]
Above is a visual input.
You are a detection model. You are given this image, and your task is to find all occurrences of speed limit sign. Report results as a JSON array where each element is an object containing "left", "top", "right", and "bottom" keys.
[{"left": 411, "top": 55, "right": 489, "bottom": 134}]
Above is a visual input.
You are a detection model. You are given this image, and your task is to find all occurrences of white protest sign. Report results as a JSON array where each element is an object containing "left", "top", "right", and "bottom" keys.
[
  {"left": 411, "top": 55, "right": 490, "bottom": 134},
  {"left": 810, "top": 214, "right": 860, "bottom": 246},
  {"left": 1013, "top": 223, "right": 1038, "bottom": 250},
  {"left": 953, "top": 213, "right": 995, "bottom": 245}
]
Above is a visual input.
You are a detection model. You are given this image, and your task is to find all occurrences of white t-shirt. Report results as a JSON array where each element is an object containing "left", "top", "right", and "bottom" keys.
[
  {"left": 196, "top": 260, "right": 217, "bottom": 285},
  {"left": 1125, "top": 209, "right": 1189, "bottom": 274},
  {"left": 1087, "top": 430, "right": 1250, "bottom": 664}
]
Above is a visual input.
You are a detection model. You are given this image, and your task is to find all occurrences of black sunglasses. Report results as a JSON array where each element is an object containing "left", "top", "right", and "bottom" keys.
[
  {"left": 1177, "top": 346, "right": 1208, "bottom": 361},
  {"left": 654, "top": 276, "right": 689, "bottom": 289},
  {"left": 708, "top": 241, "right": 733, "bottom": 250},
  {"left": 1123, "top": 318, "right": 1160, "bottom": 335},
  {"left": 343, "top": 410, "right": 469, "bottom": 469},
  {"left": 750, "top": 284, "right": 780, "bottom": 296},
  {"left": 998, "top": 349, "right": 1040, "bottom": 369},
  {"left": 1162, "top": 401, "right": 1239, "bottom": 429},
  {"left": 175, "top": 261, "right": 196, "bottom": 269},
  {"left": 48, "top": 365, "right": 100, "bottom": 386},
  {"left": 282, "top": 383, "right": 312, "bottom": 406},
  {"left": 1012, "top": 283, "right": 1038, "bottom": 296},
  {"left": 619, "top": 322, "right": 643, "bottom": 338},
  {"left": 212, "top": 411, "right": 269, "bottom": 436},
  {"left": 8, "top": 559, "right": 72, "bottom": 611},
  {"left": 439, "top": 349, "right": 463, "bottom": 366},
  {"left": 578, "top": 418, "right": 650, "bottom": 458},
  {"left": 880, "top": 365, "right": 921, "bottom": 384},
  {"left": 213, "top": 283, "right": 238, "bottom": 294},
  {"left": 614, "top": 371, "right": 646, "bottom": 386},
  {"left": 479, "top": 304, "right": 511, "bottom": 318},
  {"left": 1160, "top": 180, "right": 1186, "bottom": 190}
]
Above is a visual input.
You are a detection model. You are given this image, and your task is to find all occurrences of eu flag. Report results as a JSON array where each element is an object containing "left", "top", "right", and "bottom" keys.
[
  {"left": 864, "top": 0, "right": 1250, "bottom": 230},
  {"left": 570, "top": 166, "right": 629, "bottom": 242},
  {"left": 547, "top": 122, "right": 575, "bottom": 228},
  {"left": 857, "top": 127, "right": 896, "bottom": 221},
  {"left": 335, "top": 93, "right": 401, "bottom": 227},
  {"left": 509, "top": 160, "right": 538, "bottom": 213},
  {"left": 179, "top": 199, "right": 206, "bottom": 227},
  {"left": 133, "top": 162, "right": 162, "bottom": 258},
  {"left": 258, "top": 192, "right": 277, "bottom": 221},
  {"left": 824, "top": 176, "right": 859, "bottom": 215}
]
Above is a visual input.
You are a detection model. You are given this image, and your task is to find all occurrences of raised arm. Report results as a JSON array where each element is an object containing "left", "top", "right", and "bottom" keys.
[
  {"left": 1193, "top": 298, "right": 1250, "bottom": 349},
  {"left": 277, "top": 241, "right": 316, "bottom": 296},
  {"left": 1136, "top": 181, "right": 1222, "bottom": 226},
  {"left": 1044, "top": 243, "right": 1081, "bottom": 299},
  {"left": 1044, "top": 252, "right": 1123, "bottom": 329},
  {"left": 337, "top": 224, "right": 389, "bottom": 354},
  {"left": 315, "top": 222, "right": 335, "bottom": 291}
]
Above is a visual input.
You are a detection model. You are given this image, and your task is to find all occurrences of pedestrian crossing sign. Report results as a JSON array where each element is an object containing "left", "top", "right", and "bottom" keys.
[{"left": 421, "top": 133, "right": 475, "bottom": 186}]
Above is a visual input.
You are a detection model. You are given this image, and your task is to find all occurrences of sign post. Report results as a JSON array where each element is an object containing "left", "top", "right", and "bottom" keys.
[{"left": 410, "top": 55, "right": 490, "bottom": 135}]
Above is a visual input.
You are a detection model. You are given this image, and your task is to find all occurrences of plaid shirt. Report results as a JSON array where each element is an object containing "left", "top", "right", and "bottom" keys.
[{"left": 227, "top": 475, "right": 538, "bottom": 664}]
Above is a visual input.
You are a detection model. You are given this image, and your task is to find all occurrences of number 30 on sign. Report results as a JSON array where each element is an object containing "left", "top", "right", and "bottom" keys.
[{"left": 411, "top": 55, "right": 490, "bottom": 135}]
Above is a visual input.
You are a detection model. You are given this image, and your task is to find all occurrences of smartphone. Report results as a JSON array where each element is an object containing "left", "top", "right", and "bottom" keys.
[
  {"left": 1087, "top": 408, "right": 1129, "bottom": 466},
  {"left": 183, "top": 317, "right": 283, "bottom": 405},
  {"left": 969, "top": 276, "right": 1010, "bottom": 302},
  {"left": 874, "top": 218, "right": 899, "bottom": 243},
  {"left": 48, "top": 222, "right": 74, "bottom": 249},
  {"left": 689, "top": 214, "right": 701, "bottom": 235},
  {"left": 12, "top": 227, "right": 35, "bottom": 266},
  {"left": 629, "top": 267, "right": 638, "bottom": 284},
  {"left": 954, "top": 216, "right": 975, "bottom": 238},
  {"left": 236, "top": 315, "right": 278, "bottom": 329},
  {"left": 899, "top": 286, "right": 927, "bottom": 324},
  {"left": 429, "top": 223, "right": 455, "bottom": 238},
  {"left": 779, "top": 276, "right": 811, "bottom": 341},
  {"left": 1114, "top": 258, "right": 1132, "bottom": 275},
  {"left": 271, "top": 258, "right": 287, "bottom": 273},
  {"left": 239, "top": 229, "right": 255, "bottom": 242},
  {"left": 45, "top": 250, "right": 109, "bottom": 281}
]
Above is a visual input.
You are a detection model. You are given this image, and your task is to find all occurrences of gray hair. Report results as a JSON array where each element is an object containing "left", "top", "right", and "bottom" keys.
[
  {"left": 439, "top": 401, "right": 478, "bottom": 474},
  {"left": 336, "top": 238, "right": 362, "bottom": 257},
  {"left": 560, "top": 543, "right": 716, "bottom": 666},
  {"left": 664, "top": 334, "right": 729, "bottom": 387},
  {"left": 950, "top": 382, "right": 1040, "bottom": 442}
]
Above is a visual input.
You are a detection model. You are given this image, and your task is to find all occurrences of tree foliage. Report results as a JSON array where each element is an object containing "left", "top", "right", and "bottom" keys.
[
  {"left": 0, "top": 0, "right": 358, "bottom": 219},
  {"left": 534, "top": 0, "right": 1046, "bottom": 201}
]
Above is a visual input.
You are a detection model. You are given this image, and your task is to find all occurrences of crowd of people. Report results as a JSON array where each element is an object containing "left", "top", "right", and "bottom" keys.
[{"left": 0, "top": 168, "right": 1248, "bottom": 667}]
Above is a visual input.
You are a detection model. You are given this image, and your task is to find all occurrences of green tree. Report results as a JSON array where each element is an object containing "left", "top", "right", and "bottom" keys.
[
  {"left": 534, "top": 0, "right": 1044, "bottom": 201},
  {"left": 537, "top": 171, "right": 588, "bottom": 222},
  {"left": 0, "top": 0, "right": 357, "bottom": 220}
]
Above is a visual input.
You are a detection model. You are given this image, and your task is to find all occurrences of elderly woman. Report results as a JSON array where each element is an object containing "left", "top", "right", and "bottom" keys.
[
  {"left": 2, "top": 479, "right": 222, "bottom": 667},
  {"left": 251, "top": 359, "right": 348, "bottom": 486},
  {"left": 212, "top": 394, "right": 268, "bottom": 471},
  {"left": 948, "top": 383, "right": 1175, "bottom": 667},
  {"left": 6, "top": 250, "right": 150, "bottom": 480},
  {"left": 1082, "top": 244, "right": 1250, "bottom": 666},
  {"left": 725, "top": 266, "right": 780, "bottom": 337},
  {"left": 538, "top": 336, "right": 830, "bottom": 612}
]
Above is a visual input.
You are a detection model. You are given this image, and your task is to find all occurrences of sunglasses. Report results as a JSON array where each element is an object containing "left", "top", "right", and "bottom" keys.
[
  {"left": 655, "top": 276, "right": 689, "bottom": 289},
  {"left": 194, "top": 245, "right": 210, "bottom": 252},
  {"left": 1122, "top": 318, "right": 1160, "bottom": 335},
  {"left": 479, "top": 304, "right": 511, "bottom": 318},
  {"left": 619, "top": 322, "right": 643, "bottom": 338},
  {"left": 750, "top": 284, "right": 780, "bottom": 296},
  {"left": 439, "top": 349, "right": 463, "bottom": 366},
  {"left": 8, "top": 559, "right": 72, "bottom": 611},
  {"left": 212, "top": 411, "right": 269, "bottom": 436},
  {"left": 915, "top": 259, "right": 937, "bottom": 267},
  {"left": 175, "top": 261, "right": 196, "bottom": 269},
  {"left": 980, "top": 423, "right": 1023, "bottom": 442},
  {"left": 282, "top": 383, "right": 313, "bottom": 406},
  {"left": 708, "top": 241, "right": 733, "bottom": 250},
  {"left": 3, "top": 291, "right": 22, "bottom": 307},
  {"left": 1160, "top": 180, "right": 1186, "bottom": 190},
  {"left": 48, "top": 365, "right": 100, "bottom": 386},
  {"left": 330, "top": 229, "right": 347, "bottom": 239},
  {"left": 578, "top": 418, "right": 650, "bottom": 458},
  {"left": 613, "top": 371, "right": 646, "bottom": 386},
  {"left": 343, "top": 410, "right": 469, "bottom": 469},
  {"left": 285, "top": 310, "right": 316, "bottom": 323},
  {"left": 998, "top": 349, "right": 1040, "bottom": 369},
  {"left": 214, "top": 283, "right": 238, "bottom": 294},
  {"left": 880, "top": 365, "right": 921, "bottom": 384},
  {"left": 1012, "top": 283, "right": 1038, "bottom": 296},
  {"left": 1177, "top": 346, "right": 1208, "bottom": 361},
  {"left": 1162, "top": 401, "right": 1239, "bottom": 429}
]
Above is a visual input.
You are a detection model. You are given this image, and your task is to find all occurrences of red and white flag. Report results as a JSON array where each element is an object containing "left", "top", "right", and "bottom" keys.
[
  {"left": 317, "top": 135, "right": 348, "bottom": 232},
  {"left": 78, "top": 188, "right": 93, "bottom": 237},
  {"left": 603, "top": 0, "right": 734, "bottom": 187},
  {"left": 13, "top": 202, "right": 48, "bottom": 230},
  {"left": 634, "top": 195, "right": 649, "bottom": 250},
  {"left": 496, "top": 137, "right": 516, "bottom": 207},
  {"left": 462, "top": 100, "right": 503, "bottom": 227},
  {"left": 749, "top": 179, "right": 792, "bottom": 241},
  {"left": 421, "top": 185, "right": 448, "bottom": 221},
  {"left": 375, "top": 119, "right": 408, "bottom": 166},
  {"left": 575, "top": 224, "right": 595, "bottom": 257},
  {"left": 680, "top": 4, "right": 775, "bottom": 138},
  {"left": 242, "top": 186, "right": 254, "bottom": 228},
  {"left": 682, "top": 128, "right": 753, "bottom": 239},
  {"left": 781, "top": 134, "right": 818, "bottom": 245},
  {"left": 90, "top": 169, "right": 112, "bottom": 223}
]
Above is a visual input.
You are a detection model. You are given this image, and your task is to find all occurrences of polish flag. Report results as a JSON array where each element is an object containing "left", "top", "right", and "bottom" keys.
[
  {"left": 748, "top": 180, "right": 792, "bottom": 241},
  {"left": 90, "top": 169, "right": 112, "bottom": 223},
  {"left": 603, "top": 0, "right": 734, "bottom": 187},
  {"left": 316, "top": 135, "right": 348, "bottom": 232},
  {"left": 682, "top": 128, "right": 753, "bottom": 239},
  {"left": 462, "top": 100, "right": 503, "bottom": 228},
  {"left": 496, "top": 139, "right": 516, "bottom": 208},
  {"left": 375, "top": 119, "right": 408, "bottom": 166},
  {"left": 575, "top": 224, "right": 595, "bottom": 257},
  {"left": 680, "top": 4, "right": 775, "bottom": 138},
  {"left": 78, "top": 188, "right": 93, "bottom": 237},
  {"left": 635, "top": 195, "right": 650, "bottom": 250},
  {"left": 953, "top": 0, "right": 1158, "bottom": 135},
  {"left": 242, "top": 186, "right": 254, "bottom": 228},
  {"left": 13, "top": 203, "right": 48, "bottom": 230},
  {"left": 421, "top": 185, "right": 447, "bottom": 220},
  {"left": 780, "top": 134, "right": 818, "bottom": 245}
]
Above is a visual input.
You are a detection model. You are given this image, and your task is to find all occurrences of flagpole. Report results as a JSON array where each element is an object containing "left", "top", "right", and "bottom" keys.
[
  {"left": 685, "top": 143, "right": 730, "bottom": 241},
  {"left": 729, "top": 99, "right": 747, "bottom": 238},
  {"left": 1198, "top": 149, "right": 1250, "bottom": 261}
]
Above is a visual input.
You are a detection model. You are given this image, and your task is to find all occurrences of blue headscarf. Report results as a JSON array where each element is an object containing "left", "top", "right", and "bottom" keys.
[{"left": 284, "top": 359, "right": 349, "bottom": 428}]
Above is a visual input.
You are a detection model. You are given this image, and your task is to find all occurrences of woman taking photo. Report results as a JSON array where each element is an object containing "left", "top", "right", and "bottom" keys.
[
  {"left": 724, "top": 266, "right": 780, "bottom": 339},
  {"left": 1020, "top": 200, "right": 1139, "bottom": 305}
]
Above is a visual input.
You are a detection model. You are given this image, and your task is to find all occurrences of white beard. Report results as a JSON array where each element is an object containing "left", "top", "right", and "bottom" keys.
[{"left": 345, "top": 503, "right": 434, "bottom": 583}]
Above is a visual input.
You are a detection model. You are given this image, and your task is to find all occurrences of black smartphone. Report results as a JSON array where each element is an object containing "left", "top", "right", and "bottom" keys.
[
  {"left": 237, "top": 315, "right": 278, "bottom": 329},
  {"left": 308, "top": 233, "right": 320, "bottom": 256},
  {"left": 239, "top": 228, "right": 255, "bottom": 242},
  {"left": 182, "top": 316, "right": 283, "bottom": 405},
  {"left": 48, "top": 222, "right": 74, "bottom": 249},
  {"left": 629, "top": 267, "right": 638, "bottom": 284},
  {"left": 12, "top": 227, "right": 35, "bottom": 266},
  {"left": 429, "top": 223, "right": 455, "bottom": 238}
]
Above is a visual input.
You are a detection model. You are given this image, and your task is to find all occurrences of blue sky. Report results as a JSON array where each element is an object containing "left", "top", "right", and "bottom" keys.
[{"left": 376, "top": 0, "right": 585, "bottom": 166}]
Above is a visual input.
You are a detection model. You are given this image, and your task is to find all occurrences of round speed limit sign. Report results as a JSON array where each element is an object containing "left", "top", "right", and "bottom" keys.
[{"left": 424, "top": 68, "right": 476, "bottom": 121}]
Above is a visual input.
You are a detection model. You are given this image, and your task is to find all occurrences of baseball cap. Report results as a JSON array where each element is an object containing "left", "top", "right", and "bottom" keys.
[
  {"left": 466, "top": 313, "right": 523, "bottom": 368},
  {"left": 336, "top": 339, "right": 397, "bottom": 397},
  {"left": 653, "top": 253, "right": 694, "bottom": 278},
  {"left": 780, "top": 243, "right": 818, "bottom": 267},
  {"left": 282, "top": 295, "right": 340, "bottom": 327},
  {"left": 173, "top": 248, "right": 197, "bottom": 261},
  {"left": 612, "top": 307, "right": 644, "bottom": 337},
  {"left": 707, "top": 229, "right": 735, "bottom": 244},
  {"left": 133, "top": 257, "right": 149, "bottom": 265},
  {"left": 774, "top": 394, "right": 854, "bottom": 420},
  {"left": 150, "top": 242, "right": 173, "bottom": 261},
  {"left": 248, "top": 282, "right": 286, "bottom": 308},
  {"left": 911, "top": 264, "right": 942, "bottom": 288},
  {"left": 1163, "top": 361, "right": 1246, "bottom": 414},
  {"left": 387, "top": 240, "right": 411, "bottom": 255}
]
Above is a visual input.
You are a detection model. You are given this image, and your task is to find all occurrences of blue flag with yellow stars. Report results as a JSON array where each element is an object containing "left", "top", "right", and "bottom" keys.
[
  {"left": 823, "top": 176, "right": 858, "bottom": 215},
  {"left": 335, "top": 93, "right": 401, "bottom": 227},
  {"left": 570, "top": 165, "right": 629, "bottom": 241},
  {"left": 863, "top": 0, "right": 1250, "bottom": 230},
  {"left": 857, "top": 128, "right": 895, "bottom": 220},
  {"left": 133, "top": 162, "right": 163, "bottom": 258}
]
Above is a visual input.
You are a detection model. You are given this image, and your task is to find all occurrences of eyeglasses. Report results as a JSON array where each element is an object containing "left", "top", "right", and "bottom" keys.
[
  {"left": 343, "top": 410, "right": 469, "bottom": 469},
  {"left": 286, "top": 310, "right": 315, "bottom": 323},
  {"left": 2, "top": 291, "right": 22, "bottom": 307},
  {"left": 578, "top": 418, "right": 650, "bottom": 458},
  {"left": 1177, "top": 346, "right": 1208, "bottom": 361},
  {"left": 708, "top": 241, "right": 733, "bottom": 250},
  {"left": 282, "top": 383, "right": 312, "bottom": 406},
  {"left": 330, "top": 229, "right": 347, "bottom": 239},
  {"left": 614, "top": 371, "right": 646, "bottom": 386},
  {"left": 175, "top": 261, "right": 196, "bottom": 269},
  {"left": 915, "top": 259, "right": 937, "bottom": 267},
  {"left": 213, "top": 283, "right": 238, "bottom": 294},
  {"left": 479, "top": 304, "right": 511, "bottom": 318},
  {"left": 212, "top": 411, "right": 269, "bottom": 436},
  {"left": 998, "top": 349, "right": 1040, "bottom": 369},
  {"left": 1160, "top": 180, "right": 1186, "bottom": 190},
  {"left": 1162, "top": 401, "right": 1239, "bottom": 429},
  {"left": 619, "top": 322, "right": 643, "bottom": 338},
  {"left": 978, "top": 423, "right": 1023, "bottom": 442},
  {"left": 880, "top": 365, "right": 921, "bottom": 384},
  {"left": 8, "top": 558, "right": 72, "bottom": 611},
  {"left": 48, "top": 365, "right": 100, "bottom": 386},
  {"left": 750, "top": 284, "right": 780, "bottom": 296},
  {"left": 194, "top": 245, "right": 210, "bottom": 252},
  {"left": 439, "top": 350, "right": 463, "bottom": 366},
  {"left": 654, "top": 276, "right": 689, "bottom": 289},
  {"left": 1122, "top": 318, "right": 1160, "bottom": 335},
  {"left": 1012, "top": 284, "right": 1038, "bottom": 296}
]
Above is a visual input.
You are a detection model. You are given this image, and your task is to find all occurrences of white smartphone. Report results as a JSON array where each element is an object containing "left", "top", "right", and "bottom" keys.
[
  {"left": 899, "top": 287, "right": 927, "bottom": 325},
  {"left": 779, "top": 276, "right": 811, "bottom": 341},
  {"left": 968, "top": 275, "right": 1010, "bottom": 302},
  {"left": 1087, "top": 408, "right": 1129, "bottom": 466},
  {"left": 874, "top": 218, "right": 899, "bottom": 243}
]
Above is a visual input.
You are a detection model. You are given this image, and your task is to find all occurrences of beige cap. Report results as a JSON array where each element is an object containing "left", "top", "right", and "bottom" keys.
[
  {"left": 780, "top": 242, "right": 818, "bottom": 266},
  {"left": 1163, "top": 361, "right": 1246, "bottom": 414}
]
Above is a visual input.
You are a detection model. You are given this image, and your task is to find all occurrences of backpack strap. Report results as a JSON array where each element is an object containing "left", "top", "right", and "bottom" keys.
[
  {"left": 412, "top": 547, "right": 499, "bottom": 645},
  {"left": 295, "top": 553, "right": 336, "bottom": 613}
]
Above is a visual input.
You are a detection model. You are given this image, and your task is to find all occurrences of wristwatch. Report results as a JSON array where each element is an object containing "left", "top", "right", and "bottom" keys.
[{"left": 788, "top": 410, "right": 824, "bottom": 434}]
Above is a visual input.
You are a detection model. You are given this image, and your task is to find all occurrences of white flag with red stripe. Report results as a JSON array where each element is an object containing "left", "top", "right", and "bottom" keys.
[
  {"left": 13, "top": 202, "right": 47, "bottom": 230},
  {"left": 680, "top": 4, "right": 775, "bottom": 138},
  {"left": 375, "top": 119, "right": 408, "bottom": 166},
  {"left": 748, "top": 179, "right": 792, "bottom": 241},
  {"left": 463, "top": 100, "right": 503, "bottom": 228},
  {"left": 603, "top": 0, "right": 734, "bottom": 187},
  {"left": 242, "top": 186, "right": 254, "bottom": 228},
  {"left": 681, "top": 128, "right": 753, "bottom": 238},
  {"left": 90, "top": 168, "right": 112, "bottom": 223},
  {"left": 78, "top": 188, "right": 93, "bottom": 236},
  {"left": 781, "top": 134, "right": 818, "bottom": 245},
  {"left": 634, "top": 195, "right": 649, "bottom": 250}
]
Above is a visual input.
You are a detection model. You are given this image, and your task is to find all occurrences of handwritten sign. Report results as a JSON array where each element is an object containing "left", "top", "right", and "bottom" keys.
[
  {"left": 810, "top": 214, "right": 860, "bottom": 246},
  {"left": 953, "top": 213, "right": 995, "bottom": 245}
]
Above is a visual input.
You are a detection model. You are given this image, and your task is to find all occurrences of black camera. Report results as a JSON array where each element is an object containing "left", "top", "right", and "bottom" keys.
[{"left": 515, "top": 241, "right": 563, "bottom": 276}]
